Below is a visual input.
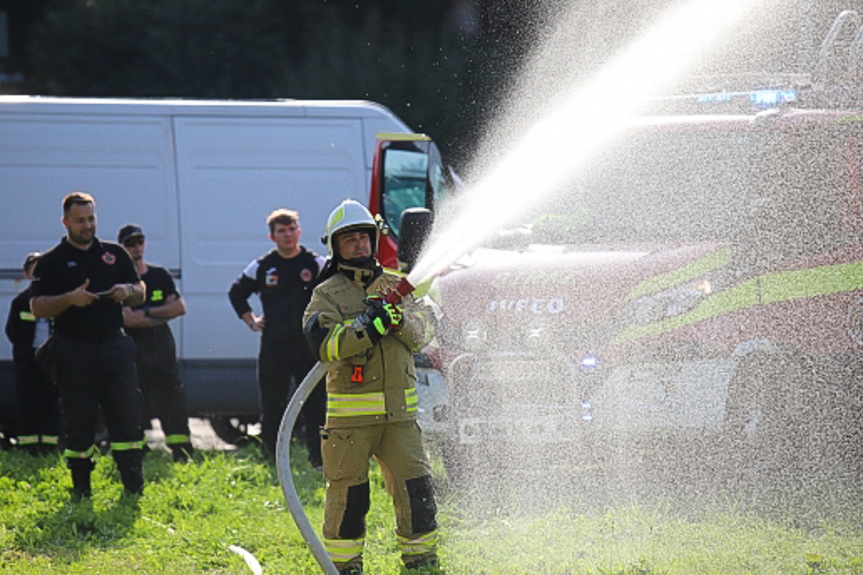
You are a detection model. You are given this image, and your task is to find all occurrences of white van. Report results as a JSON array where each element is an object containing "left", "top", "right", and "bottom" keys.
[{"left": 0, "top": 96, "right": 413, "bottom": 442}]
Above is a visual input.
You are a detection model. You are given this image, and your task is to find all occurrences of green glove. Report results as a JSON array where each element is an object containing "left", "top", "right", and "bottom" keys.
[{"left": 360, "top": 295, "right": 403, "bottom": 341}]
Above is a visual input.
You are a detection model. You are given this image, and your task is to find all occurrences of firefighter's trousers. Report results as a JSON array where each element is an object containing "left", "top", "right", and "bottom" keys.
[
  {"left": 53, "top": 333, "right": 144, "bottom": 493},
  {"left": 13, "top": 350, "right": 62, "bottom": 452},
  {"left": 258, "top": 335, "right": 325, "bottom": 462},
  {"left": 129, "top": 327, "right": 192, "bottom": 448},
  {"left": 321, "top": 420, "right": 438, "bottom": 569}
]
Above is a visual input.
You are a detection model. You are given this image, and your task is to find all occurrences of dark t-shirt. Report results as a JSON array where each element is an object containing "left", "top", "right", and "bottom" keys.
[
  {"left": 126, "top": 263, "right": 179, "bottom": 339},
  {"left": 132, "top": 264, "right": 178, "bottom": 312},
  {"left": 6, "top": 286, "right": 37, "bottom": 358},
  {"left": 30, "top": 236, "right": 140, "bottom": 340},
  {"left": 228, "top": 246, "right": 322, "bottom": 340}
]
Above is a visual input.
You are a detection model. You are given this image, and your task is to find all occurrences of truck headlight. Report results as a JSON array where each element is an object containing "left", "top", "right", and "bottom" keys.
[
  {"left": 525, "top": 318, "right": 547, "bottom": 349},
  {"left": 580, "top": 353, "right": 599, "bottom": 369},
  {"left": 462, "top": 319, "right": 487, "bottom": 351},
  {"left": 632, "top": 277, "right": 714, "bottom": 324}
]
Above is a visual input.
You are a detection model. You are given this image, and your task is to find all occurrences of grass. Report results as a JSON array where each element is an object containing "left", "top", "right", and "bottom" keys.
[{"left": 1, "top": 444, "right": 862, "bottom": 574}]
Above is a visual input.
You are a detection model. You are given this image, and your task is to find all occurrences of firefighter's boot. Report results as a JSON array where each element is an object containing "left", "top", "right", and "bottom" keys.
[
  {"left": 404, "top": 554, "right": 439, "bottom": 571},
  {"left": 170, "top": 442, "right": 194, "bottom": 463},
  {"left": 68, "top": 459, "right": 95, "bottom": 499},
  {"left": 114, "top": 451, "right": 144, "bottom": 495}
]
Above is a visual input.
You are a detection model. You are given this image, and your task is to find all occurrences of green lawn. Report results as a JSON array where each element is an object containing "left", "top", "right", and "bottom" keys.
[{"left": 1, "top": 444, "right": 861, "bottom": 574}]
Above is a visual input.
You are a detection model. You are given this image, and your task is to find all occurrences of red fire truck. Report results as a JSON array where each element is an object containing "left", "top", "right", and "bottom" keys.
[{"left": 370, "top": 38, "right": 863, "bottom": 488}]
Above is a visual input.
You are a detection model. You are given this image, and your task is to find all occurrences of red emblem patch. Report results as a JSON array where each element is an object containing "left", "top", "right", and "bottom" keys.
[
  {"left": 300, "top": 268, "right": 313, "bottom": 282},
  {"left": 102, "top": 252, "right": 116, "bottom": 265}
]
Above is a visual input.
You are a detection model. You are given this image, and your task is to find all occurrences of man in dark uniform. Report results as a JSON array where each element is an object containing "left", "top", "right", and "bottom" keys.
[
  {"left": 118, "top": 224, "right": 194, "bottom": 462},
  {"left": 5, "top": 252, "right": 62, "bottom": 454},
  {"left": 228, "top": 208, "right": 326, "bottom": 465},
  {"left": 30, "top": 192, "right": 146, "bottom": 498}
]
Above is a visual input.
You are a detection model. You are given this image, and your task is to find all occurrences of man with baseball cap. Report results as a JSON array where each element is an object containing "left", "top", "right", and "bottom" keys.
[{"left": 118, "top": 223, "right": 194, "bottom": 462}]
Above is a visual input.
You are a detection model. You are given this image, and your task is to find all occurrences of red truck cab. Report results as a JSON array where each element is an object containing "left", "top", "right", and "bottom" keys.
[{"left": 373, "top": 92, "right": 863, "bottom": 486}]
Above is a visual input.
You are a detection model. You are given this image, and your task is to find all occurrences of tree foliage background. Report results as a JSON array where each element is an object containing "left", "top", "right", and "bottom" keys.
[
  {"left": 0, "top": 0, "right": 855, "bottom": 168},
  {"left": 0, "top": 0, "right": 555, "bottom": 168}
]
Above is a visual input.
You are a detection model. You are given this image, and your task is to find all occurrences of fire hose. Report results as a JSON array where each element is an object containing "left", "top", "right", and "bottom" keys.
[
  {"left": 275, "top": 277, "right": 416, "bottom": 574},
  {"left": 275, "top": 359, "right": 337, "bottom": 575}
]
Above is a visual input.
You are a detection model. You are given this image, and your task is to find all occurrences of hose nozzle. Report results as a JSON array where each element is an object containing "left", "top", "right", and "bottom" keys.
[{"left": 383, "top": 277, "right": 415, "bottom": 305}]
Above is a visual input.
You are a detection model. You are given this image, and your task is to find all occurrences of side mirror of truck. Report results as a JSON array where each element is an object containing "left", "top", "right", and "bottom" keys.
[{"left": 397, "top": 208, "right": 433, "bottom": 272}]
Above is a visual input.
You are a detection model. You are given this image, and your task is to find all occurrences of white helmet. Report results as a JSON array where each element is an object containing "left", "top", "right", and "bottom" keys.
[{"left": 322, "top": 199, "right": 379, "bottom": 259}]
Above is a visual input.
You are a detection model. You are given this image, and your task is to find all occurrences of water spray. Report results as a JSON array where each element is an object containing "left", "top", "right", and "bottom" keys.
[
  {"left": 276, "top": 1, "right": 761, "bottom": 571},
  {"left": 411, "top": 0, "right": 761, "bottom": 285}
]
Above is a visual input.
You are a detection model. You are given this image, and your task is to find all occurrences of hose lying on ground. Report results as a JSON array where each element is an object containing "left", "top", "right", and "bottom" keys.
[
  {"left": 275, "top": 361, "right": 338, "bottom": 575},
  {"left": 227, "top": 545, "right": 263, "bottom": 575}
]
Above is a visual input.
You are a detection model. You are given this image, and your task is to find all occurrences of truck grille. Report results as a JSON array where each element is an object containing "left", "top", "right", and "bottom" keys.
[{"left": 446, "top": 351, "right": 583, "bottom": 416}]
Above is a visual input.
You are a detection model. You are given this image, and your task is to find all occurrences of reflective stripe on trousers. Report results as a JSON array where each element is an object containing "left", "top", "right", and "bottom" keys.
[
  {"left": 323, "top": 537, "right": 364, "bottom": 564},
  {"left": 398, "top": 529, "right": 438, "bottom": 556}
]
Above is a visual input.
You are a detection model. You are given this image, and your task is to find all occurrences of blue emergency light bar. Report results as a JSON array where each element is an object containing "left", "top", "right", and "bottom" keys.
[
  {"left": 750, "top": 89, "right": 797, "bottom": 106},
  {"left": 693, "top": 88, "right": 797, "bottom": 108}
]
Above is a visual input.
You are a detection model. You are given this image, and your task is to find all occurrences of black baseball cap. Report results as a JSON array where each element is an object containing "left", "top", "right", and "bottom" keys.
[
  {"left": 118, "top": 224, "right": 145, "bottom": 245},
  {"left": 23, "top": 252, "right": 41, "bottom": 270}
]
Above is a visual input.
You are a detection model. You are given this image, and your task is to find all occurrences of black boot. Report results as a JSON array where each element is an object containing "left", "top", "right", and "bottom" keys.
[
  {"left": 404, "top": 553, "right": 439, "bottom": 571},
  {"left": 170, "top": 442, "right": 194, "bottom": 463},
  {"left": 114, "top": 451, "right": 144, "bottom": 495},
  {"left": 118, "top": 463, "right": 143, "bottom": 494},
  {"left": 68, "top": 459, "right": 94, "bottom": 499}
]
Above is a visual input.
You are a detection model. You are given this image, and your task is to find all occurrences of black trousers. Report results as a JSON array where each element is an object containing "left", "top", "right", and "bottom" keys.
[
  {"left": 53, "top": 333, "right": 143, "bottom": 458},
  {"left": 258, "top": 335, "right": 325, "bottom": 462},
  {"left": 13, "top": 350, "right": 62, "bottom": 439},
  {"left": 128, "top": 326, "right": 191, "bottom": 440}
]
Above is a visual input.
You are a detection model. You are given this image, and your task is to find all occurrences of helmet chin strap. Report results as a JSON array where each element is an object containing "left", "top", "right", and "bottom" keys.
[{"left": 337, "top": 257, "right": 377, "bottom": 284}]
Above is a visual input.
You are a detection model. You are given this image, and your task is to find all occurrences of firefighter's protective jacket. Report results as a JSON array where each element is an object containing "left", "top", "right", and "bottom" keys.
[{"left": 303, "top": 268, "right": 434, "bottom": 428}]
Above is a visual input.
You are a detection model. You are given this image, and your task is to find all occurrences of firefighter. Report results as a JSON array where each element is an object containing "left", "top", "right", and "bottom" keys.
[
  {"left": 4, "top": 252, "right": 62, "bottom": 454},
  {"left": 30, "top": 192, "right": 146, "bottom": 498},
  {"left": 119, "top": 224, "right": 194, "bottom": 462},
  {"left": 303, "top": 200, "right": 438, "bottom": 574},
  {"left": 228, "top": 209, "right": 326, "bottom": 464}
]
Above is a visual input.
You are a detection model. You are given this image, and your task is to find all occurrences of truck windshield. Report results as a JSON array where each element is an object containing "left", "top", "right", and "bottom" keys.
[
  {"left": 522, "top": 123, "right": 843, "bottom": 252},
  {"left": 383, "top": 148, "right": 427, "bottom": 237},
  {"left": 382, "top": 142, "right": 449, "bottom": 238}
]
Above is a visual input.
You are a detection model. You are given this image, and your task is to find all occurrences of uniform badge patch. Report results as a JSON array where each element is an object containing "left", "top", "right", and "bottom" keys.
[
  {"left": 300, "top": 268, "right": 313, "bottom": 282},
  {"left": 102, "top": 252, "right": 116, "bottom": 265},
  {"left": 266, "top": 267, "right": 278, "bottom": 286}
]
